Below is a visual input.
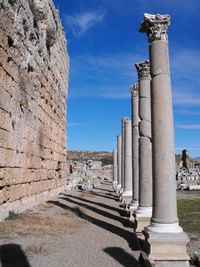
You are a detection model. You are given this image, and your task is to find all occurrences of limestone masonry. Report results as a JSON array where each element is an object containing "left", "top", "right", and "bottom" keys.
[{"left": 0, "top": 0, "right": 69, "bottom": 220}]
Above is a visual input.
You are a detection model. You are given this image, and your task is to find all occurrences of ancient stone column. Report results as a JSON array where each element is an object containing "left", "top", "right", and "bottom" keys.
[
  {"left": 120, "top": 118, "right": 127, "bottom": 195},
  {"left": 129, "top": 84, "right": 140, "bottom": 210},
  {"left": 140, "top": 13, "right": 189, "bottom": 263},
  {"left": 132, "top": 60, "right": 152, "bottom": 230},
  {"left": 113, "top": 149, "right": 118, "bottom": 187},
  {"left": 122, "top": 119, "right": 132, "bottom": 205},
  {"left": 116, "top": 135, "right": 122, "bottom": 192}
]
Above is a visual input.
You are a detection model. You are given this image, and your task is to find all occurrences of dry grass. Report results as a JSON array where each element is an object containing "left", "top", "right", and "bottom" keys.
[
  {"left": 61, "top": 210, "right": 76, "bottom": 218},
  {"left": 25, "top": 243, "right": 48, "bottom": 256},
  {"left": 0, "top": 211, "right": 85, "bottom": 239},
  {"left": 38, "top": 203, "right": 55, "bottom": 211}
]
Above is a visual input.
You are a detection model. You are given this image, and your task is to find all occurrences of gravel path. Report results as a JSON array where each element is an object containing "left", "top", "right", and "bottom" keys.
[
  {"left": 0, "top": 182, "right": 199, "bottom": 267},
  {"left": 0, "top": 181, "right": 147, "bottom": 267}
]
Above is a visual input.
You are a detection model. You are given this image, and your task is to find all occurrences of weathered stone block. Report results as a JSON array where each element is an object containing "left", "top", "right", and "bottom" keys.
[{"left": 0, "top": 0, "right": 69, "bottom": 220}]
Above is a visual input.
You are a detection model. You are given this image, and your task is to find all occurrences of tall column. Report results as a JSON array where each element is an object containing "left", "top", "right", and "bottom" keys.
[
  {"left": 120, "top": 117, "right": 127, "bottom": 195},
  {"left": 113, "top": 149, "right": 118, "bottom": 186},
  {"left": 116, "top": 135, "right": 122, "bottom": 192},
  {"left": 129, "top": 84, "right": 140, "bottom": 209},
  {"left": 122, "top": 119, "right": 132, "bottom": 203},
  {"left": 135, "top": 60, "right": 152, "bottom": 221},
  {"left": 140, "top": 13, "right": 189, "bottom": 263}
]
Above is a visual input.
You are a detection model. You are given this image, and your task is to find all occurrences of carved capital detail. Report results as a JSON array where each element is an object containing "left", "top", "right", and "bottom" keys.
[
  {"left": 121, "top": 117, "right": 129, "bottom": 127},
  {"left": 135, "top": 60, "right": 150, "bottom": 79},
  {"left": 139, "top": 13, "right": 171, "bottom": 42},
  {"left": 130, "top": 83, "right": 139, "bottom": 98}
]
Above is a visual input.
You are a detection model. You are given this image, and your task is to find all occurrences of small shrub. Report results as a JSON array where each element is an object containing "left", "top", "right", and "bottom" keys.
[{"left": 5, "top": 211, "right": 21, "bottom": 221}]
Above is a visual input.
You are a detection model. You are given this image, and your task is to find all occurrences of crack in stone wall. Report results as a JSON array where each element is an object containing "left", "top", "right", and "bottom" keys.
[{"left": 0, "top": 0, "right": 69, "bottom": 220}]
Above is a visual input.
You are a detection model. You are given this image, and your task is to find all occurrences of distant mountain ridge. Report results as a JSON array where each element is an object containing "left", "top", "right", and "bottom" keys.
[{"left": 194, "top": 157, "right": 200, "bottom": 161}]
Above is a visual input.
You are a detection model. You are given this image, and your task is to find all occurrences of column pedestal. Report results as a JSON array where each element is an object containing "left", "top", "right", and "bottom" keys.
[{"left": 143, "top": 230, "right": 189, "bottom": 266}]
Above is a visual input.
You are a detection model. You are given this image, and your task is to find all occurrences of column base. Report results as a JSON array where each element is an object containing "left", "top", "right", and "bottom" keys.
[
  {"left": 129, "top": 201, "right": 139, "bottom": 221},
  {"left": 150, "top": 261, "right": 189, "bottom": 267},
  {"left": 122, "top": 196, "right": 132, "bottom": 209},
  {"left": 135, "top": 206, "right": 152, "bottom": 217},
  {"left": 129, "top": 200, "right": 139, "bottom": 210},
  {"left": 122, "top": 190, "right": 132, "bottom": 198},
  {"left": 112, "top": 181, "right": 118, "bottom": 190},
  {"left": 145, "top": 222, "right": 183, "bottom": 234},
  {"left": 142, "top": 228, "right": 190, "bottom": 263},
  {"left": 116, "top": 184, "right": 121, "bottom": 194}
]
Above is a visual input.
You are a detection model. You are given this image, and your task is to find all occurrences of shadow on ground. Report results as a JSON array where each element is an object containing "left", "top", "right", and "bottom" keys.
[
  {"left": 61, "top": 193, "right": 128, "bottom": 217},
  {"left": 0, "top": 244, "right": 30, "bottom": 267},
  {"left": 59, "top": 196, "right": 130, "bottom": 227},
  {"left": 49, "top": 199, "right": 148, "bottom": 253},
  {"left": 104, "top": 247, "right": 139, "bottom": 266}
]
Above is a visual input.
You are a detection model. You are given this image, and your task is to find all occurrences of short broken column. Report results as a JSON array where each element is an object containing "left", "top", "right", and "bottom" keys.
[
  {"left": 113, "top": 148, "right": 118, "bottom": 187},
  {"left": 140, "top": 13, "right": 189, "bottom": 265},
  {"left": 129, "top": 84, "right": 140, "bottom": 214},
  {"left": 134, "top": 60, "right": 152, "bottom": 231},
  {"left": 122, "top": 119, "right": 132, "bottom": 206},
  {"left": 116, "top": 135, "right": 122, "bottom": 192}
]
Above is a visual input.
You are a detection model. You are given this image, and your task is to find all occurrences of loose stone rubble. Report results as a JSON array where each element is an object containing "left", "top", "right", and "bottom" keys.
[
  {"left": 0, "top": 0, "right": 69, "bottom": 220},
  {"left": 67, "top": 159, "right": 113, "bottom": 190},
  {"left": 176, "top": 149, "right": 200, "bottom": 186}
]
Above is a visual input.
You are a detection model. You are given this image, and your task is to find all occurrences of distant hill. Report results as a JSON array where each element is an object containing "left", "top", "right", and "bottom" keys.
[
  {"left": 67, "top": 151, "right": 113, "bottom": 166},
  {"left": 194, "top": 157, "right": 200, "bottom": 161}
]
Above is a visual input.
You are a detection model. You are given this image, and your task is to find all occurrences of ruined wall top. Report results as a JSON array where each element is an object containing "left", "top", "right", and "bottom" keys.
[{"left": 139, "top": 13, "right": 171, "bottom": 43}]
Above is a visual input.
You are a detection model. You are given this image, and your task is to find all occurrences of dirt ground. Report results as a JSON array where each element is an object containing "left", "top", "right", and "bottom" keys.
[{"left": 0, "top": 182, "right": 199, "bottom": 267}]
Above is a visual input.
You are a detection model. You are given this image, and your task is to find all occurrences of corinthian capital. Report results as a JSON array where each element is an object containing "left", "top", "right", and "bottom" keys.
[
  {"left": 121, "top": 117, "right": 129, "bottom": 127},
  {"left": 139, "top": 13, "right": 171, "bottom": 42},
  {"left": 135, "top": 60, "right": 150, "bottom": 79},
  {"left": 130, "top": 83, "right": 139, "bottom": 98}
]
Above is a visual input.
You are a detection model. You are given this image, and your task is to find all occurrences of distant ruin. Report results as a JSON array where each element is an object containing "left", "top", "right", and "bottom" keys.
[
  {"left": 67, "top": 159, "right": 113, "bottom": 190},
  {"left": 176, "top": 149, "right": 200, "bottom": 190},
  {"left": 0, "top": 0, "right": 69, "bottom": 220}
]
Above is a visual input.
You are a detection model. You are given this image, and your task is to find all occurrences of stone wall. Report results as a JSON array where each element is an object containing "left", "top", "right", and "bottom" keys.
[{"left": 0, "top": 0, "right": 69, "bottom": 220}]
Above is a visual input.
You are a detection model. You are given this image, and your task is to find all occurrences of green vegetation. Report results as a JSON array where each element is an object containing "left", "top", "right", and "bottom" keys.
[
  {"left": 5, "top": 211, "right": 21, "bottom": 221},
  {"left": 100, "top": 157, "right": 113, "bottom": 166},
  {"left": 177, "top": 199, "right": 200, "bottom": 233}
]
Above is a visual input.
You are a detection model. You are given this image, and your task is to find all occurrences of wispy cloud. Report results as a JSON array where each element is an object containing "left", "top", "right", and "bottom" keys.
[
  {"left": 171, "top": 49, "right": 200, "bottom": 80},
  {"left": 173, "top": 91, "right": 200, "bottom": 106},
  {"left": 64, "top": 10, "right": 105, "bottom": 37},
  {"left": 176, "top": 124, "right": 200, "bottom": 130},
  {"left": 69, "top": 51, "right": 143, "bottom": 99}
]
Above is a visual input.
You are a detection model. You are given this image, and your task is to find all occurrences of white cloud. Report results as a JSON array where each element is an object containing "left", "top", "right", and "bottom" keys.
[
  {"left": 173, "top": 91, "right": 200, "bottom": 106},
  {"left": 69, "top": 51, "right": 143, "bottom": 99},
  {"left": 64, "top": 10, "right": 105, "bottom": 37},
  {"left": 171, "top": 49, "right": 200, "bottom": 80}
]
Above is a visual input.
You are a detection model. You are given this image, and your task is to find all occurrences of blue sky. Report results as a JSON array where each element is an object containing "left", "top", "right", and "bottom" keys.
[{"left": 54, "top": 0, "right": 200, "bottom": 157}]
